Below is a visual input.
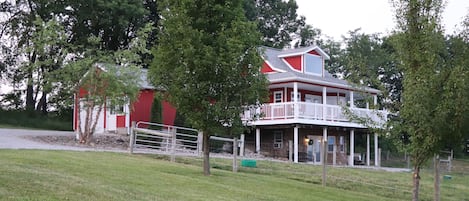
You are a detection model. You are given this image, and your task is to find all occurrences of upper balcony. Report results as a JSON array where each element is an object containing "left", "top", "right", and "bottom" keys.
[{"left": 242, "top": 102, "right": 388, "bottom": 129}]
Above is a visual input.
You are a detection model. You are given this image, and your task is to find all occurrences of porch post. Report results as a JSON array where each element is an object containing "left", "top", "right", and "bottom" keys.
[
  {"left": 374, "top": 133, "right": 379, "bottom": 167},
  {"left": 322, "top": 87, "right": 327, "bottom": 120},
  {"left": 293, "top": 82, "right": 299, "bottom": 118},
  {"left": 255, "top": 128, "right": 261, "bottom": 154},
  {"left": 349, "top": 129, "right": 355, "bottom": 166},
  {"left": 373, "top": 94, "right": 378, "bottom": 106},
  {"left": 350, "top": 91, "right": 355, "bottom": 108},
  {"left": 294, "top": 126, "right": 299, "bottom": 163},
  {"left": 323, "top": 127, "right": 328, "bottom": 164},
  {"left": 366, "top": 133, "right": 370, "bottom": 166}
]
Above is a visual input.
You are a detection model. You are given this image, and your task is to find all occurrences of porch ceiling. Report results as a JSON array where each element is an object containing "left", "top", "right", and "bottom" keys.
[{"left": 269, "top": 82, "right": 349, "bottom": 95}]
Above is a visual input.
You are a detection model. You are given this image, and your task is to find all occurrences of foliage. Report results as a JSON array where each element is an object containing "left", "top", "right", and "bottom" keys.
[
  {"left": 0, "top": 109, "right": 71, "bottom": 131},
  {"left": 0, "top": 0, "right": 154, "bottom": 115},
  {"left": 151, "top": 0, "right": 268, "bottom": 175},
  {"left": 244, "top": 0, "right": 306, "bottom": 49},
  {"left": 391, "top": 0, "right": 469, "bottom": 200},
  {"left": 68, "top": 24, "right": 152, "bottom": 143}
]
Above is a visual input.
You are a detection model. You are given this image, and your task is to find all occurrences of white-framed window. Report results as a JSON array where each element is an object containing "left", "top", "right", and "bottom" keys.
[
  {"left": 273, "top": 91, "right": 283, "bottom": 103},
  {"left": 304, "top": 54, "right": 323, "bottom": 75},
  {"left": 273, "top": 131, "right": 283, "bottom": 149},
  {"left": 290, "top": 92, "right": 301, "bottom": 102},
  {"left": 327, "top": 136, "right": 335, "bottom": 152}
]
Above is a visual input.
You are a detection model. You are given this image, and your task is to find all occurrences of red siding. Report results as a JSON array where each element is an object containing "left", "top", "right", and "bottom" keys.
[
  {"left": 116, "top": 115, "right": 126, "bottom": 127},
  {"left": 130, "top": 90, "right": 154, "bottom": 125},
  {"left": 130, "top": 89, "right": 176, "bottom": 126},
  {"left": 261, "top": 62, "right": 276, "bottom": 73},
  {"left": 308, "top": 50, "right": 320, "bottom": 56},
  {"left": 284, "top": 56, "right": 302, "bottom": 71},
  {"left": 162, "top": 101, "right": 176, "bottom": 125}
]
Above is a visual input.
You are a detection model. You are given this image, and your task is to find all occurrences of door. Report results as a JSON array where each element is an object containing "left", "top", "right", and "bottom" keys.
[
  {"left": 307, "top": 135, "right": 323, "bottom": 163},
  {"left": 107, "top": 104, "right": 124, "bottom": 131}
]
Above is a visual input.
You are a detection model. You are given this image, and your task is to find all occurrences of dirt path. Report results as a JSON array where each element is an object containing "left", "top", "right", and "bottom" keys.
[{"left": 0, "top": 128, "right": 127, "bottom": 152}]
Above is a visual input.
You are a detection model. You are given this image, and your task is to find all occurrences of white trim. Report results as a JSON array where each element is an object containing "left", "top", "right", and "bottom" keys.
[
  {"left": 303, "top": 53, "right": 323, "bottom": 76},
  {"left": 269, "top": 77, "right": 381, "bottom": 94},
  {"left": 246, "top": 118, "right": 370, "bottom": 128},
  {"left": 281, "top": 57, "right": 303, "bottom": 73},
  {"left": 264, "top": 60, "right": 286, "bottom": 73},
  {"left": 277, "top": 46, "right": 331, "bottom": 60},
  {"left": 273, "top": 91, "right": 283, "bottom": 103}
]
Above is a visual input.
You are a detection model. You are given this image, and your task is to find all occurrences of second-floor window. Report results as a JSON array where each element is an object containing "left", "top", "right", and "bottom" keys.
[
  {"left": 290, "top": 92, "right": 301, "bottom": 102},
  {"left": 304, "top": 54, "right": 323, "bottom": 76},
  {"left": 274, "top": 91, "right": 283, "bottom": 103}
]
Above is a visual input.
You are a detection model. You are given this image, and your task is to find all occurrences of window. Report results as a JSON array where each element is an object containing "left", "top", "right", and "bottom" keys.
[
  {"left": 273, "top": 131, "right": 283, "bottom": 149},
  {"left": 110, "top": 104, "right": 124, "bottom": 115},
  {"left": 304, "top": 54, "right": 323, "bottom": 75},
  {"left": 290, "top": 92, "right": 301, "bottom": 102},
  {"left": 339, "top": 136, "right": 345, "bottom": 153},
  {"left": 327, "top": 136, "right": 335, "bottom": 152},
  {"left": 273, "top": 91, "right": 283, "bottom": 103}
]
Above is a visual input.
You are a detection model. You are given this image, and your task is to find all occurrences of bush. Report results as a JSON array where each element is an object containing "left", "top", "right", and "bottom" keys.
[{"left": 0, "top": 109, "right": 72, "bottom": 131}]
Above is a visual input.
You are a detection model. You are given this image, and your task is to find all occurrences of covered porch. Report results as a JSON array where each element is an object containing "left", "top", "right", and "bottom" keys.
[{"left": 246, "top": 125, "right": 380, "bottom": 167}]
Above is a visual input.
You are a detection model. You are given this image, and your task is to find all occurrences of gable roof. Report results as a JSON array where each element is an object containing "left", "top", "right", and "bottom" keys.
[
  {"left": 260, "top": 46, "right": 381, "bottom": 94},
  {"left": 94, "top": 63, "right": 155, "bottom": 90}
]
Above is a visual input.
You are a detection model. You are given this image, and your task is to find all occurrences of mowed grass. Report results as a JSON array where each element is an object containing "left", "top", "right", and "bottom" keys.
[{"left": 0, "top": 150, "right": 467, "bottom": 201}]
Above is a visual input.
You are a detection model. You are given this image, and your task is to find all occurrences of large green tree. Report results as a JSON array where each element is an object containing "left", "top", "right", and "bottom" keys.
[
  {"left": 0, "top": 0, "right": 153, "bottom": 114},
  {"left": 244, "top": 0, "right": 305, "bottom": 48},
  {"left": 392, "top": 0, "right": 469, "bottom": 200},
  {"left": 151, "top": 0, "right": 268, "bottom": 175}
]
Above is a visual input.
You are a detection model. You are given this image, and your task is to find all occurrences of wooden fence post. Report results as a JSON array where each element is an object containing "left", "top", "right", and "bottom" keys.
[
  {"left": 129, "top": 121, "right": 136, "bottom": 154},
  {"left": 239, "top": 134, "right": 245, "bottom": 157},
  {"left": 322, "top": 138, "right": 327, "bottom": 187},
  {"left": 170, "top": 127, "right": 176, "bottom": 162},
  {"left": 197, "top": 131, "right": 203, "bottom": 157},
  {"left": 233, "top": 138, "right": 238, "bottom": 173}
]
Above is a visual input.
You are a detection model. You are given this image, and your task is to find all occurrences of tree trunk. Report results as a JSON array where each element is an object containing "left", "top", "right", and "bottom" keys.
[
  {"left": 412, "top": 165, "right": 421, "bottom": 201},
  {"left": 36, "top": 92, "right": 47, "bottom": 115},
  {"left": 25, "top": 81, "right": 35, "bottom": 112},
  {"left": 434, "top": 155, "right": 440, "bottom": 201},
  {"left": 203, "top": 131, "right": 210, "bottom": 176}
]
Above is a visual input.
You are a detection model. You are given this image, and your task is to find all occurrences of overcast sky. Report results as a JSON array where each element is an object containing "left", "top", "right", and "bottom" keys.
[{"left": 296, "top": 0, "right": 469, "bottom": 40}]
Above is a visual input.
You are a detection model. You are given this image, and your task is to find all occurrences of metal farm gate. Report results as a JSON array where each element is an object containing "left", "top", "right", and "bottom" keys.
[{"left": 129, "top": 121, "right": 201, "bottom": 160}]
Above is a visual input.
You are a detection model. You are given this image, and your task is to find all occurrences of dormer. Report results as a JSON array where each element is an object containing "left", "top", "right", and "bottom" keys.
[{"left": 278, "top": 46, "right": 330, "bottom": 77}]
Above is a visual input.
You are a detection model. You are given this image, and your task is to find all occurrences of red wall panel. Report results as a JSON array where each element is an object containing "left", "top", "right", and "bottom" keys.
[{"left": 284, "top": 56, "right": 302, "bottom": 71}]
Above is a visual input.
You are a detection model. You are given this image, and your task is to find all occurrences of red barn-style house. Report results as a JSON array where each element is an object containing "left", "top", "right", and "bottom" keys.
[
  {"left": 242, "top": 45, "right": 387, "bottom": 166},
  {"left": 74, "top": 45, "right": 387, "bottom": 167},
  {"left": 73, "top": 65, "right": 176, "bottom": 135}
]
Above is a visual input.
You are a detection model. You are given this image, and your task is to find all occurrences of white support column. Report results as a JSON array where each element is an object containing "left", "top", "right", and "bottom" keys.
[
  {"left": 366, "top": 134, "right": 370, "bottom": 166},
  {"left": 293, "top": 82, "right": 299, "bottom": 118},
  {"left": 240, "top": 134, "right": 245, "bottom": 157},
  {"left": 255, "top": 128, "right": 261, "bottom": 154},
  {"left": 349, "top": 129, "right": 355, "bottom": 166},
  {"left": 322, "top": 87, "right": 327, "bottom": 120},
  {"left": 294, "top": 126, "right": 299, "bottom": 163},
  {"left": 323, "top": 127, "right": 328, "bottom": 165},
  {"left": 374, "top": 133, "right": 379, "bottom": 167},
  {"left": 350, "top": 91, "right": 355, "bottom": 108},
  {"left": 373, "top": 94, "right": 378, "bottom": 106}
]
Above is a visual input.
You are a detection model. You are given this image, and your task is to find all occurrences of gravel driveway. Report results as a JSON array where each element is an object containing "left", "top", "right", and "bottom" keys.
[{"left": 0, "top": 128, "right": 111, "bottom": 151}]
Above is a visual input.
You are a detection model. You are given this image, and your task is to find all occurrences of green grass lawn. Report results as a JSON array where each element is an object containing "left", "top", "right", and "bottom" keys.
[{"left": 0, "top": 150, "right": 467, "bottom": 201}]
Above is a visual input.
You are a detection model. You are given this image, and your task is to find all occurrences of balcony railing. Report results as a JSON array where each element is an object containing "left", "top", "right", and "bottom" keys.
[{"left": 243, "top": 102, "right": 387, "bottom": 127}]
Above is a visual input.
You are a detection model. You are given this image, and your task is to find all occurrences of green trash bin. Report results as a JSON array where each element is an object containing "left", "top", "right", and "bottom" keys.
[{"left": 241, "top": 159, "right": 257, "bottom": 168}]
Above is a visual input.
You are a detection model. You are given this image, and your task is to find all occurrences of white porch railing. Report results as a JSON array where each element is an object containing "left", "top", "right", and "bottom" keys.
[{"left": 243, "top": 102, "right": 387, "bottom": 126}]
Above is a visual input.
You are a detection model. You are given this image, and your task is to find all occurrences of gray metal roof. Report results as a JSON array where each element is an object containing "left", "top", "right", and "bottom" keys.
[{"left": 260, "top": 46, "right": 381, "bottom": 94}]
